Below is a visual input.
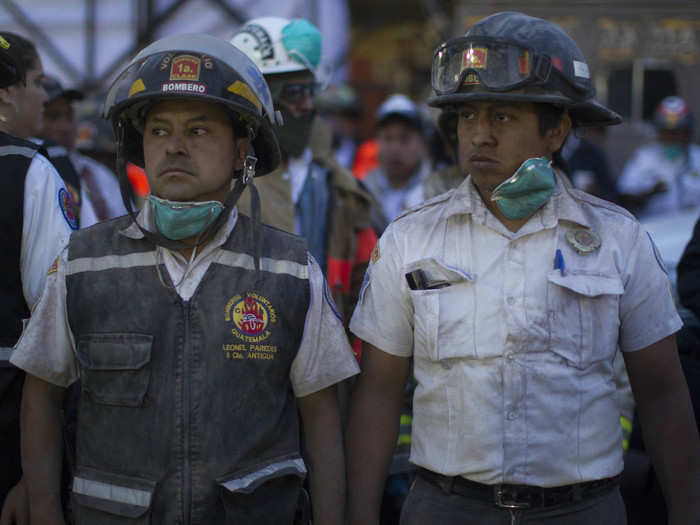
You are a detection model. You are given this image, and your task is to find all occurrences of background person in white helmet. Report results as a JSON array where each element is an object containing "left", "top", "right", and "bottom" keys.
[
  {"left": 618, "top": 96, "right": 700, "bottom": 219},
  {"left": 231, "top": 17, "right": 377, "bottom": 335},
  {"left": 346, "top": 12, "right": 700, "bottom": 525},
  {"left": 0, "top": 33, "right": 74, "bottom": 525},
  {"left": 12, "top": 33, "right": 357, "bottom": 525}
]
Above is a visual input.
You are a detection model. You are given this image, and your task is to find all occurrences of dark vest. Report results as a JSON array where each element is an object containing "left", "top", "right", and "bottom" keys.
[
  {"left": 0, "top": 131, "right": 39, "bottom": 507},
  {"left": 65, "top": 214, "right": 310, "bottom": 524}
]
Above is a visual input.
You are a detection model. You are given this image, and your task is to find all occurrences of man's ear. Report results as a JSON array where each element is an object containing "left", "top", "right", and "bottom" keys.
[
  {"left": 0, "top": 85, "right": 16, "bottom": 106},
  {"left": 547, "top": 111, "right": 572, "bottom": 153},
  {"left": 232, "top": 136, "right": 251, "bottom": 171}
]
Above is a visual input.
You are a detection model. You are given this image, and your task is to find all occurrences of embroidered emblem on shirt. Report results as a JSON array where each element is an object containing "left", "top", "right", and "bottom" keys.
[
  {"left": 565, "top": 228, "right": 600, "bottom": 254},
  {"left": 58, "top": 188, "right": 79, "bottom": 230},
  {"left": 370, "top": 244, "right": 381, "bottom": 265},
  {"left": 47, "top": 256, "right": 59, "bottom": 275},
  {"left": 222, "top": 293, "right": 279, "bottom": 363}
]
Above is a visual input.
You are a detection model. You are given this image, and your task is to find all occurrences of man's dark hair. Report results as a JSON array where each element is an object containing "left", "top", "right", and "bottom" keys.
[
  {"left": 0, "top": 32, "right": 39, "bottom": 86},
  {"left": 536, "top": 103, "right": 569, "bottom": 172}
]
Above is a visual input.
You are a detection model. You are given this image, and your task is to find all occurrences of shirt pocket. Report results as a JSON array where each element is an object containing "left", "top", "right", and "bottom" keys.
[
  {"left": 76, "top": 333, "right": 153, "bottom": 407},
  {"left": 547, "top": 270, "right": 623, "bottom": 369},
  {"left": 72, "top": 467, "right": 155, "bottom": 524},
  {"left": 217, "top": 455, "right": 306, "bottom": 525},
  {"left": 407, "top": 258, "right": 476, "bottom": 363}
]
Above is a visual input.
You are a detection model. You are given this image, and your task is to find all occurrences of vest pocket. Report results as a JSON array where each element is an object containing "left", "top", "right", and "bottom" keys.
[
  {"left": 76, "top": 333, "right": 153, "bottom": 407},
  {"left": 218, "top": 456, "right": 306, "bottom": 525},
  {"left": 547, "top": 270, "right": 623, "bottom": 368},
  {"left": 72, "top": 467, "right": 155, "bottom": 524}
]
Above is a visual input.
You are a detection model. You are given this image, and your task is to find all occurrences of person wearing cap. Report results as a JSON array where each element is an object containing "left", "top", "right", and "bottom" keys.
[
  {"left": 617, "top": 96, "right": 700, "bottom": 219},
  {"left": 363, "top": 94, "right": 431, "bottom": 233},
  {"left": 39, "top": 76, "right": 126, "bottom": 227},
  {"left": 231, "top": 17, "right": 377, "bottom": 331},
  {"left": 346, "top": 12, "right": 699, "bottom": 525},
  {"left": 13, "top": 33, "right": 357, "bottom": 524},
  {"left": 0, "top": 32, "right": 74, "bottom": 523}
]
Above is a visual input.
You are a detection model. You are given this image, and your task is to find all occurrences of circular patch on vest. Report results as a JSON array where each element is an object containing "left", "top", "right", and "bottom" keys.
[
  {"left": 58, "top": 187, "right": 79, "bottom": 230},
  {"left": 225, "top": 293, "right": 277, "bottom": 343}
]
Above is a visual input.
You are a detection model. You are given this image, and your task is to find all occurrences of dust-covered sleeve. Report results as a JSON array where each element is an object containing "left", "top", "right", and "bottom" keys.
[
  {"left": 619, "top": 224, "right": 683, "bottom": 352},
  {"left": 10, "top": 247, "right": 78, "bottom": 387},
  {"left": 349, "top": 224, "right": 414, "bottom": 357},
  {"left": 290, "top": 254, "right": 360, "bottom": 398}
]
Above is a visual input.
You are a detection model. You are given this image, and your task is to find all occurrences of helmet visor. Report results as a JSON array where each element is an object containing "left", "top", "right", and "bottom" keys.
[{"left": 432, "top": 37, "right": 551, "bottom": 95}]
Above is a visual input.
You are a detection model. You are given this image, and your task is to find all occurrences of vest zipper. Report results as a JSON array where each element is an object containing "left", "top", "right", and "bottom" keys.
[{"left": 183, "top": 300, "right": 192, "bottom": 524}]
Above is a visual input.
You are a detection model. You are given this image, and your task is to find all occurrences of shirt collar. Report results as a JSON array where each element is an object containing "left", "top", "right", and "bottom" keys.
[
  {"left": 119, "top": 197, "right": 239, "bottom": 249},
  {"left": 440, "top": 169, "right": 592, "bottom": 230}
]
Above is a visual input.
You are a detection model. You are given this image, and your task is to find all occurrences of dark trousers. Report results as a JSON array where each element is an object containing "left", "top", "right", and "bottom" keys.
[{"left": 400, "top": 474, "right": 627, "bottom": 525}]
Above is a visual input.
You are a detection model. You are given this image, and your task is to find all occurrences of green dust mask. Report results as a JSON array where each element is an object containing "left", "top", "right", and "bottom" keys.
[
  {"left": 147, "top": 195, "right": 224, "bottom": 240},
  {"left": 490, "top": 157, "right": 555, "bottom": 220}
]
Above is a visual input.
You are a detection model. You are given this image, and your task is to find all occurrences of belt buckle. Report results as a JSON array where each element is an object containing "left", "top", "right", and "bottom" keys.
[{"left": 494, "top": 486, "right": 531, "bottom": 510}]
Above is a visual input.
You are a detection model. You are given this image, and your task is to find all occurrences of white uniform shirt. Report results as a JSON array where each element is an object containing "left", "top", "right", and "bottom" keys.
[
  {"left": 617, "top": 142, "right": 700, "bottom": 218},
  {"left": 351, "top": 174, "right": 681, "bottom": 487},
  {"left": 69, "top": 151, "right": 127, "bottom": 228},
  {"left": 21, "top": 153, "right": 74, "bottom": 308},
  {"left": 11, "top": 204, "right": 359, "bottom": 397}
]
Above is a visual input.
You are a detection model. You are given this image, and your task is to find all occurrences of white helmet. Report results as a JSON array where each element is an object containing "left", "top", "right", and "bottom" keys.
[{"left": 230, "top": 16, "right": 321, "bottom": 78}]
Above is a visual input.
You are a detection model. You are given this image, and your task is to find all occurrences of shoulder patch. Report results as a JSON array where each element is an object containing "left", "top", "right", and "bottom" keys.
[{"left": 58, "top": 187, "right": 79, "bottom": 230}]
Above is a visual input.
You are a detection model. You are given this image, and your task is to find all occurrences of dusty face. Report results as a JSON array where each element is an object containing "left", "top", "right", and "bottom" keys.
[
  {"left": 41, "top": 96, "right": 76, "bottom": 150},
  {"left": 6, "top": 60, "right": 48, "bottom": 139},
  {"left": 376, "top": 119, "right": 426, "bottom": 187},
  {"left": 456, "top": 100, "right": 569, "bottom": 197},
  {"left": 142, "top": 99, "right": 248, "bottom": 203}
]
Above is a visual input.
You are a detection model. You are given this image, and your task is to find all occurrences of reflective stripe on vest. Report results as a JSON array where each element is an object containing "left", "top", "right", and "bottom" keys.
[
  {"left": 220, "top": 458, "right": 307, "bottom": 494},
  {"left": 0, "top": 145, "right": 37, "bottom": 158},
  {"left": 72, "top": 476, "right": 152, "bottom": 508},
  {"left": 67, "top": 250, "right": 308, "bottom": 280},
  {"left": 0, "top": 346, "right": 13, "bottom": 361}
]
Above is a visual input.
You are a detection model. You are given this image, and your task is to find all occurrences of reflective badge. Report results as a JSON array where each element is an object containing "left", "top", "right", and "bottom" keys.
[
  {"left": 227, "top": 81, "right": 261, "bottom": 111},
  {"left": 128, "top": 78, "right": 146, "bottom": 97},
  {"left": 461, "top": 47, "right": 488, "bottom": 70},
  {"left": 223, "top": 293, "right": 279, "bottom": 361},
  {"left": 47, "top": 256, "right": 59, "bottom": 276},
  {"left": 170, "top": 55, "right": 200, "bottom": 81},
  {"left": 0, "top": 36, "right": 10, "bottom": 50},
  {"left": 565, "top": 228, "right": 600, "bottom": 254},
  {"left": 518, "top": 51, "right": 530, "bottom": 75},
  {"left": 58, "top": 188, "right": 78, "bottom": 230},
  {"left": 463, "top": 72, "right": 480, "bottom": 86}
]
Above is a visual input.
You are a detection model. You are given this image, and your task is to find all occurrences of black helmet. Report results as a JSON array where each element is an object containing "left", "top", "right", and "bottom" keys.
[
  {"left": 428, "top": 12, "right": 621, "bottom": 128},
  {"left": 103, "top": 33, "right": 281, "bottom": 176}
]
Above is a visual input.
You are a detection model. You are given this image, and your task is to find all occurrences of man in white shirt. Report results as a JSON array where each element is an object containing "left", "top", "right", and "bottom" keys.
[
  {"left": 618, "top": 96, "right": 700, "bottom": 219},
  {"left": 0, "top": 33, "right": 74, "bottom": 523},
  {"left": 13, "top": 34, "right": 357, "bottom": 525},
  {"left": 346, "top": 12, "right": 700, "bottom": 525}
]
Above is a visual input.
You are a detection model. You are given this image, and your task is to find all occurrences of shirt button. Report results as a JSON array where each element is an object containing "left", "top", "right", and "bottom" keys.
[
  {"left": 506, "top": 352, "right": 515, "bottom": 360},
  {"left": 507, "top": 411, "right": 518, "bottom": 420}
]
